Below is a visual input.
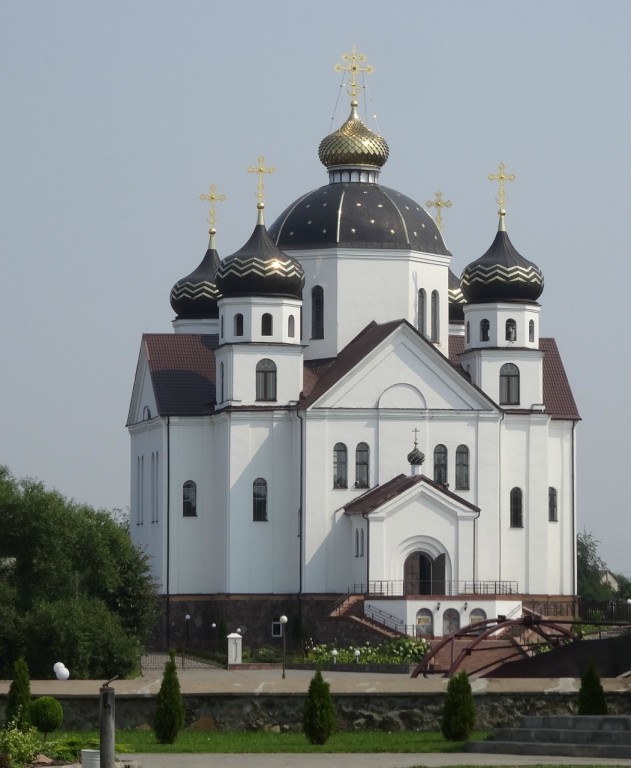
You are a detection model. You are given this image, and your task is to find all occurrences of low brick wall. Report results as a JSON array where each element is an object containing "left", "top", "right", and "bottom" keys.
[{"left": 2, "top": 691, "right": 631, "bottom": 733}]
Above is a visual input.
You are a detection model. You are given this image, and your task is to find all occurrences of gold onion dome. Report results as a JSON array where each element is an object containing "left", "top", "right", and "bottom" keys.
[{"left": 318, "top": 101, "right": 389, "bottom": 169}]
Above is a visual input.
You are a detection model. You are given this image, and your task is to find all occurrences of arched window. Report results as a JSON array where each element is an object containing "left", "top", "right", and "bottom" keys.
[
  {"left": 219, "top": 361, "right": 224, "bottom": 404},
  {"left": 333, "top": 443, "right": 348, "bottom": 488},
  {"left": 183, "top": 480, "right": 197, "bottom": 517},
  {"left": 500, "top": 363, "right": 520, "bottom": 405},
  {"left": 433, "top": 444, "right": 448, "bottom": 486},
  {"left": 470, "top": 608, "right": 487, "bottom": 624},
  {"left": 529, "top": 319, "right": 535, "bottom": 343},
  {"left": 548, "top": 487, "right": 558, "bottom": 522},
  {"left": 261, "top": 313, "right": 273, "bottom": 336},
  {"left": 480, "top": 319, "right": 490, "bottom": 342},
  {"left": 510, "top": 487, "right": 523, "bottom": 528},
  {"left": 431, "top": 290, "right": 439, "bottom": 342},
  {"left": 288, "top": 315, "right": 295, "bottom": 338},
  {"left": 506, "top": 319, "right": 516, "bottom": 342},
  {"left": 234, "top": 313, "right": 243, "bottom": 336},
  {"left": 355, "top": 442, "right": 369, "bottom": 488},
  {"left": 311, "top": 285, "right": 324, "bottom": 339},
  {"left": 256, "top": 358, "right": 277, "bottom": 401},
  {"left": 253, "top": 478, "right": 268, "bottom": 521},
  {"left": 466, "top": 321, "right": 470, "bottom": 343},
  {"left": 418, "top": 289, "right": 426, "bottom": 336},
  {"left": 455, "top": 445, "right": 469, "bottom": 490}
]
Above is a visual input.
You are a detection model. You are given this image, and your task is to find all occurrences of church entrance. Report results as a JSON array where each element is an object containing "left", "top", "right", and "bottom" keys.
[{"left": 403, "top": 551, "right": 446, "bottom": 595}]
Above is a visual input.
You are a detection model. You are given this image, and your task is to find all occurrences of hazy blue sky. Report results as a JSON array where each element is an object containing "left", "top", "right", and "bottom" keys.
[{"left": 2, "top": 1, "right": 630, "bottom": 575}]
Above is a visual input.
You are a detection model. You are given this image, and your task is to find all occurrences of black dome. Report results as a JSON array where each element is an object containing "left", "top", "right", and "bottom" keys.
[
  {"left": 460, "top": 224, "right": 544, "bottom": 304},
  {"left": 170, "top": 246, "right": 221, "bottom": 319},
  {"left": 268, "top": 182, "right": 450, "bottom": 255},
  {"left": 215, "top": 220, "right": 305, "bottom": 300}
]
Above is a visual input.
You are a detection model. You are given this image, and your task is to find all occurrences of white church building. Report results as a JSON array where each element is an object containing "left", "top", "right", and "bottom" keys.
[{"left": 128, "top": 52, "right": 579, "bottom": 646}]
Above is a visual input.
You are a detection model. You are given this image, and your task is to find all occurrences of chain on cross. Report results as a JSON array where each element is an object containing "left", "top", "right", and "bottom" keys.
[
  {"left": 426, "top": 191, "right": 452, "bottom": 231},
  {"left": 247, "top": 156, "right": 275, "bottom": 204},
  {"left": 488, "top": 162, "right": 516, "bottom": 211},
  {"left": 199, "top": 184, "right": 226, "bottom": 232},
  {"left": 335, "top": 45, "right": 374, "bottom": 100}
]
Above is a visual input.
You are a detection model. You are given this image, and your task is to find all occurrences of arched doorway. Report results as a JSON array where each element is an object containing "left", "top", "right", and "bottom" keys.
[
  {"left": 442, "top": 608, "right": 460, "bottom": 635},
  {"left": 404, "top": 551, "right": 447, "bottom": 595}
]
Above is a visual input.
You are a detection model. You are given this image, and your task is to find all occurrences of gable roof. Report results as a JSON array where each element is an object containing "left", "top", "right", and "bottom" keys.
[
  {"left": 142, "top": 334, "right": 218, "bottom": 416},
  {"left": 344, "top": 473, "right": 480, "bottom": 515},
  {"left": 448, "top": 335, "right": 580, "bottom": 420}
]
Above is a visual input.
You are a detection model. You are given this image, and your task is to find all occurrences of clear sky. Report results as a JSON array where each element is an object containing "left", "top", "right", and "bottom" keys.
[{"left": 1, "top": 1, "right": 629, "bottom": 575}]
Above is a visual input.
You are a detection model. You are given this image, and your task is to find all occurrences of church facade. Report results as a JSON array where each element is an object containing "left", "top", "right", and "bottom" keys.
[{"left": 128, "top": 53, "right": 579, "bottom": 643}]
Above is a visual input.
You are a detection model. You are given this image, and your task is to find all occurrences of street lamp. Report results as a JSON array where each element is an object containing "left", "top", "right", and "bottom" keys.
[
  {"left": 279, "top": 615, "right": 288, "bottom": 679},
  {"left": 354, "top": 648, "right": 361, "bottom": 664},
  {"left": 331, "top": 649, "right": 338, "bottom": 665},
  {"left": 184, "top": 614, "right": 191, "bottom": 668}
]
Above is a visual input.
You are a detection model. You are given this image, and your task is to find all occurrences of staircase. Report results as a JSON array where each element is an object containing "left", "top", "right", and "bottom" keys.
[
  {"left": 466, "top": 715, "right": 631, "bottom": 759},
  {"left": 329, "top": 594, "right": 401, "bottom": 639}
]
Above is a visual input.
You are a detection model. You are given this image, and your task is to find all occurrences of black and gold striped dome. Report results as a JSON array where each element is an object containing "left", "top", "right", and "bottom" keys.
[
  {"left": 170, "top": 239, "right": 221, "bottom": 319},
  {"left": 318, "top": 102, "right": 389, "bottom": 169},
  {"left": 215, "top": 209, "right": 305, "bottom": 300}
]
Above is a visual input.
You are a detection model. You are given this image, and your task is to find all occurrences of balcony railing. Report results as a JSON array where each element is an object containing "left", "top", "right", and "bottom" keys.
[{"left": 353, "top": 580, "right": 519, "bottom": 597}]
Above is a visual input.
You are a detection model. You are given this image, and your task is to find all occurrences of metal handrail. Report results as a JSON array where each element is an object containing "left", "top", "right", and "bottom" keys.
[{"left": 353, "top": 580, "right": 519, "bottom": 597}]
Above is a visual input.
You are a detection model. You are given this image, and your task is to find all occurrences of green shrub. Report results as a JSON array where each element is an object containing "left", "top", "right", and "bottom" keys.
[
  {"left": 30, "top": 697, "right": 63, "bottom": 740},
  {"left": 303, "top": 669, "right": 336, "bottom": 745},
  {"left": 441, "top": 670, "right": 476, "bottom": 741},
  {"left": 0, "top": 717, "right": 39, "bottom": 768},
  {"left": 578, "top": 658, "right": 608, "bottom": 715},
  {"left": 154, "top": 651, "right": 185, "bottom": 744},
  {"left": 5, "top": 658, "right": 31, "bottom": 731}
]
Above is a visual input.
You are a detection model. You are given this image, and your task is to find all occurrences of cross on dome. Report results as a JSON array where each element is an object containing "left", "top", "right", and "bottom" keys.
[
  {"left": 426, "top": 191, "right": 452, "bottom": 231},
  {"left": 335, "top": 45, "right": 374, "bottom": 102}
]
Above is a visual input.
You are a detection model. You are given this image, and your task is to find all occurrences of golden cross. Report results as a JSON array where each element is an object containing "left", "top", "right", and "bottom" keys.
[
  {"left": 247, "top": 155, "right": 275, "bottom": 203},
  {"left": 426, "top": 191, "right": 452, "bottom": 231},
  {"left": 199, "top": 184, "right": 226, "bottom": 231},
  {"left": 488, "top": 162, "right": 516, "bottom": 211},
  {"left": 335, "top": 45, "right": 374, "bottom": 100},
  {"left": 412, "top": 427, "right": 420, "bottom": 446}
]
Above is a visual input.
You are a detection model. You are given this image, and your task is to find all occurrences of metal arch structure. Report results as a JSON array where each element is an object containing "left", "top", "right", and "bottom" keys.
[{"left": 410, "top": 615, "right": 579, "bottom": 679}]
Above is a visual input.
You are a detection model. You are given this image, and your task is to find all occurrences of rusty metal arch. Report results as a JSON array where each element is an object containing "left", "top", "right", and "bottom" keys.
[{"left": 411, "top": 615, "right": 577, "bottom": 678}]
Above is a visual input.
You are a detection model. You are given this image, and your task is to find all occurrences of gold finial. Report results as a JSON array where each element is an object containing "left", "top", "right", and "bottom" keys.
[
  {"left": 488, "top": 162, "right": 516, "bottom": 213},
  {"left": 199, "top": 184, "right": 226, "bottom": 233},
  {"left": 412, "top": 427, "right": 420, "bottom": 446},
  {"left": 335, "top": 45, "right": 374, "bottom": 101},
  {"left": 247, "top": 155, "right": 275, "bottom": 206},
  {"left": 426, "top": 191, "right": 452, "bottom": 231}
]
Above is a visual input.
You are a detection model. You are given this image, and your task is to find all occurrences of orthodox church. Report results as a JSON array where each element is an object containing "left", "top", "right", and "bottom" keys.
[{"left": 128, "top": 49, "right": 579, "bottom": 644}]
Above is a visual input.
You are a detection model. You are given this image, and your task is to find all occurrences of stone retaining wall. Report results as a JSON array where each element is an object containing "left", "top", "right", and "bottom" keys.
[{"left": 3, "top": 691, "right": 631, "bottom": 732}]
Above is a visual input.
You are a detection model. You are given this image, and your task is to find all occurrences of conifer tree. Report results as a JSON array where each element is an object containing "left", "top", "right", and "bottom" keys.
[
  {"left": 303, "top": 669, "right": 336, "bottom": 745},
  {"left": 578, "top": 658, "right": 608, "bottom": 715},
  {"left": 5, "top": 657, "right": 31, "bottom": 730},
  {"left": 441, "top": 670, "right": 476, "bottom": 741},
  {"left": 154, "top": 651, "right": 185, "bottom": 744}
]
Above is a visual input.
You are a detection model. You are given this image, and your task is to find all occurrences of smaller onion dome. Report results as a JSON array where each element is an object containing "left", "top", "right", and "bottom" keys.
[
  {"left": 448, "top": 268, "right": 466, "bottom": 323},
  {"left": 460, "top": 211, "right": 544, "bottom": 304},
  {"left": 318, "top": 100, "right": 389, "bottom": 170},
  {"left": 407, "top": 441, "right": 425, "bottom": 466},
  {"left": 170, "top": 230, "right": 221, "bottom": 319},
  {"left": 215, "top": 204, "right": 305, "bottom": 299}
]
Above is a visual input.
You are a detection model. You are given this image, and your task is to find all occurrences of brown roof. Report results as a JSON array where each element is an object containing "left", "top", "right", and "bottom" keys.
[
  {"left": 448, "top": 335, "right": 580, "bottom": 420},
  {"left": 143, "top": 334, "right": 218, "bottom": 416},
  {"left": 344, "top": 473, "right": 480, "bottom": 515}
]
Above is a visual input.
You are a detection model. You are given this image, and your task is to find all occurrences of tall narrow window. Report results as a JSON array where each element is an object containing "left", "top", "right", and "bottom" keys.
[
  {"left": 139, "top": 455, "right": 144, "bottom": 525},
  {"left": 288, "top": 315, "right": 295, "bottom": 338},
  {"left": 466, "top": 321, "right": 470, "bottom": 343},
  {"left": 234, "top": 313, "right": 243, "bottom": 336},
  {"left": 360, "top": 528, "right": 365, "bottom": 557},
  {"left": 220, "top": 315, "right": 224, "bottom": 338},
  {"left": 506, "top": 319, "right": 516, "bottom": 342},
  {"left": 183, "top": 480, "right": 197, "bottom": 517},
  {"left": 219, "top": 361, "right": 224, "bottom": 403},
  {"left": 253, "top": 478, "right": 268, "bottom": 521},
  {"left": 455, "top": 445, "right": 469, "bottom": 490},
  {"left": 256, "top": 358, "right": 277, "bottom": 401},
  {"left": 311, "top": 285, "right": 324, "bottom": 339},
  {"left": 480, "top": 319, "right": 490, "bottom": 342},
  {"left": 333, "top": 443, "right": 348, "bottom": 488},
  {"left": 355, "top": 529, "right": 360, "bottom": 557},
  {"left": 261, "top": 313, "right": 273, "bottom": 336},
  {"left": 355, "top": 442, "right": 369, "bottom": 488},
  {"left": 529, "top": 319, "right": 535, "bottom": 343},
  {"left": 418, "top": 289, "right": 426, "bottom": 336},
  {"left": 433, "top": 444, "right": 448, "bottom": 486},
  {"left": 500, "top": 363, "right": 520, "bottom": 405},
  {"left": 548, "top": 487, "right": 558, "bottom": 522},
  {"left": 510, "top": 487, "right": 523, "bottom": 528},
  {"left": 431, "top": 290, "right": 439, "bottom": 342}
]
